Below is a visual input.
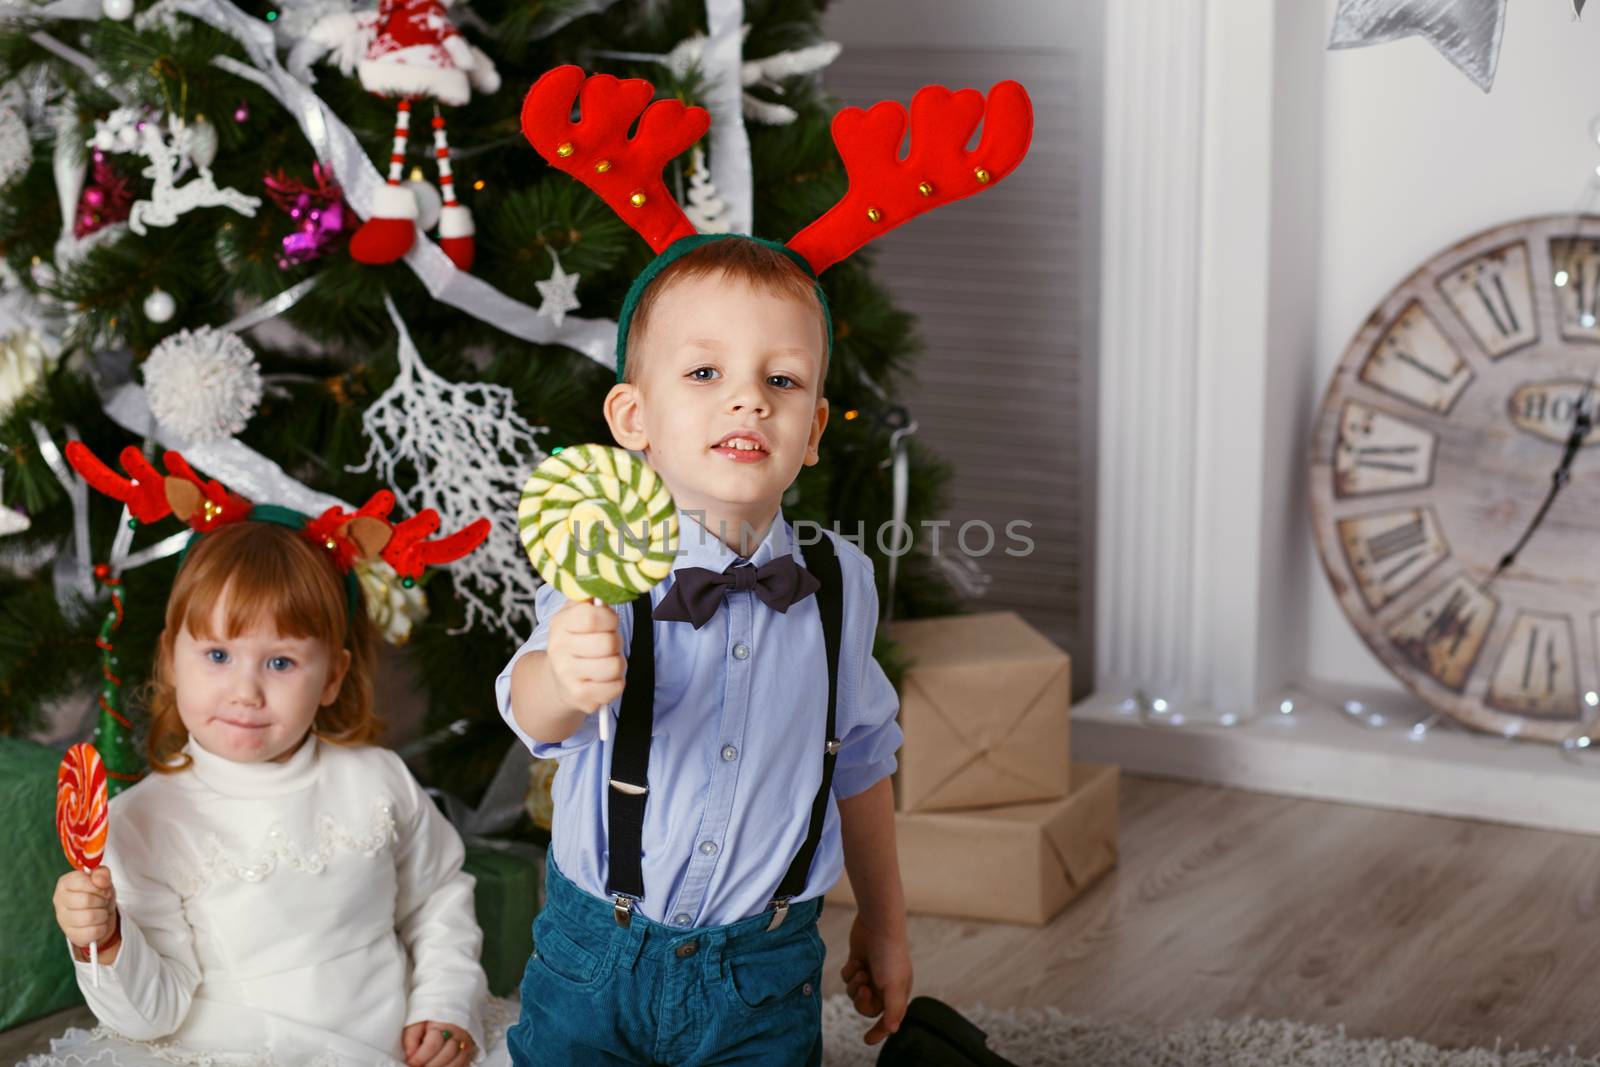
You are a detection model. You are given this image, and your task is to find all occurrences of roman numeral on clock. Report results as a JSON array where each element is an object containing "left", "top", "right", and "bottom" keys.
[
  {"left": 1488, "top": 613, "right": 1579, "bottom": 720},
  {"left": 1334, "top": 402, "right": 1437, "bottom": 497},
  {"left": 1338, "top": 508, "right": 1448, "bottom": 611},
  {"left": 1359, "top": 302, "right": 1473, "bottom": 414},
  {"left": 1387, "top": 575, "right": 1497, "bottom": 692},
  {"left": 1438, "top": 243, "right": 1537, "bottom": 358},
  {"left": 1552, "top": 236, "right": 1600, "bottom": 342}
]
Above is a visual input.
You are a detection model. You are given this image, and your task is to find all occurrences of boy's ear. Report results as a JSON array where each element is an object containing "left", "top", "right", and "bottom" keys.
[
  {"left": 604, "top": 382, "right": 650, "bottom": 450},
  {"left": 804, "top": 396, "right": 829, "bottom": 467}
]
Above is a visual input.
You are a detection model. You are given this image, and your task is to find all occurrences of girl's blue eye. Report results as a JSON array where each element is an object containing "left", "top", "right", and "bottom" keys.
[
  {"left": 268, "top": 656, "right": 295, "bottom": 672},
  {"left": 206, "top": 648, "right": 229, "bottom": 664},
  {"left": 688, "top": 367, "right": 719, "bottom": 381}
]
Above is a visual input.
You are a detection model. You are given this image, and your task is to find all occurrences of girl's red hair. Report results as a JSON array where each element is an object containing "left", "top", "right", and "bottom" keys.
[{"left": 144, "top": 521, "right": 380, "bottom": 771}]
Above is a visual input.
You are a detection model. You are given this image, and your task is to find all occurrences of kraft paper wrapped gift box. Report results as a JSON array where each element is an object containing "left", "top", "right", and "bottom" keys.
[
  {"left": 828, "top": 763, "right": 1118, "bottom": 926},
  {"left": 888, "top": 610, "right": 1072, "bottom": 812}
]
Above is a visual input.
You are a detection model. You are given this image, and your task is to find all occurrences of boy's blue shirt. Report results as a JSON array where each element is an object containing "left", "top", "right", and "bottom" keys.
[{"left": 495, "top": 507, "right": 902, "bottom": 929}]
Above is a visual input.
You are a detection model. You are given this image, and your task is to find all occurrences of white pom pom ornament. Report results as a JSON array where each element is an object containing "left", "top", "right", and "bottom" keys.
[{"left": 141, "top": 326, "right": 263, "bottom": 442}]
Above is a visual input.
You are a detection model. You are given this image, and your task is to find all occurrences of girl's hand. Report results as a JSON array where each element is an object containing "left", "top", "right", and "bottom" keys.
[
  {"left": 53, "top": 867, "right": 121, "bottom": 963},
  {"left": 402, "top": 1021, "right": 476, "bottom": 1067}
]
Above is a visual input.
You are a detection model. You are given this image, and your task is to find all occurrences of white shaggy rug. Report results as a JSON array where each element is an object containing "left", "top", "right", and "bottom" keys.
[{"left": 818, "top": 995, "right": 1600, "bottom": 1067}]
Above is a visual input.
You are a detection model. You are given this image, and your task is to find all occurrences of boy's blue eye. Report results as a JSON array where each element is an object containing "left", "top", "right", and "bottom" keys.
[
  {"left": 768, "top": 375, "right": 797, "bottom": 389},
  {"left": 206, "top": 648, "right": 229, "bottom": 664},
  {"left": 688, "top": 367, "right": 719, "bottom": 381},
  {"left": 267, "top": 656, "right": 295, "bottom": 672}
]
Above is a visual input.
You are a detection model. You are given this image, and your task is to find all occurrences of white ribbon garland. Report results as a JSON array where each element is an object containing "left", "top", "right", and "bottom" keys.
[
  {"left": 0, "top": 0, "right": 101, "bottom": 20},
  {"left": 702, "top": 0, "right": 752, "bottom": 235},
  {"left": 31, "top": 419, "right": 94, "bottom": 606},
  {"left": 218, "top": 273, "right": 321, "bottom": 333},
  {"left": 102, "top": 381, "right": 352, "bottom": 515},
  {"left": 27, "top": 31, "right": 124, "bottom": 98}
]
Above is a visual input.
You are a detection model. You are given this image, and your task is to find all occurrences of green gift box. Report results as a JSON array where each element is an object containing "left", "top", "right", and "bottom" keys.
[
  {"left": 462, "top": 839, "right": 545, "bottom": 997},
  {"left": 0, "top": 738, "right": 86, "bottom": 1029}
]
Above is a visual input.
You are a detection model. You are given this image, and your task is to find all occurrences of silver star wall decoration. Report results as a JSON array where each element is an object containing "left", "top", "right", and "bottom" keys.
[{"left": 1328, "top": 0, "right": 1507, "bottom": 93}]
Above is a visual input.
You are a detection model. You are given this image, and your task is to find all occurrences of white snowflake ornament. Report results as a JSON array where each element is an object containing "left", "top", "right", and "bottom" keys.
[
  {"left": 534, "top": 249, "right": 582, "bottom": 328},
  {"left": 141, "top": 326, "right": 264, "bottom": 442}
]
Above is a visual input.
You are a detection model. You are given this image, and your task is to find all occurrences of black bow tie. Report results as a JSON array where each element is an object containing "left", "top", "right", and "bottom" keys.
[{"left": 654, "top": 556, "right": 821, "bottom": 629}]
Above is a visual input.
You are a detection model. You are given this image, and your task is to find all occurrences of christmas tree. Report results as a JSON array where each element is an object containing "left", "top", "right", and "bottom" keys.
[{"left": 0, "top": 0, "right": 960, "bottom": 804}]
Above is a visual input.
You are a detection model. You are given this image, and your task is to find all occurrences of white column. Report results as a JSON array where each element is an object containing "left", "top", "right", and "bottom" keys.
[{"left": 1096, "top": 0, "right": 1288, "bottom": 715}]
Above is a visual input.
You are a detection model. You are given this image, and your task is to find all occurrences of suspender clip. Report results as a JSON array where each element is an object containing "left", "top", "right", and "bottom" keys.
[
  {"left": 767, "top": 897, "right": 791, "bottom": 931},
  {"left": 613, "top": 895, "right": 636, "bottom": 928},
  {"left": 824, "top": 738, "right": 841, "bottom": 756}
]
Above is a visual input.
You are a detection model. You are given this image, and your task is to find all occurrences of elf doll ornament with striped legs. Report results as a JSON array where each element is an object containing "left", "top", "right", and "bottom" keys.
[{"left": 309, "top": 0, "right": 500, "bottom": 269}]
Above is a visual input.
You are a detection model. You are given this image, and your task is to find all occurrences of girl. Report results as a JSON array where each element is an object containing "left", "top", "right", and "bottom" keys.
[{"left": 40, "top": 518, "right": 493, "bottom": 1067}]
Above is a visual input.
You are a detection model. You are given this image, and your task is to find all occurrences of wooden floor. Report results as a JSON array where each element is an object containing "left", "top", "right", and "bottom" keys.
[{"left": 9, "top": 774, "right": 1600, "bottom": 1059}]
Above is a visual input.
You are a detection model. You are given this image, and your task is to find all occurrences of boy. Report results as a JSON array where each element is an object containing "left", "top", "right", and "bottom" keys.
[{"left": 497, "top": 233, "right": 911, "bottom": 1066}]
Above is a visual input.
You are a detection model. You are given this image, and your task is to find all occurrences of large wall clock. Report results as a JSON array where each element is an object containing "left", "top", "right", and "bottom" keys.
[{"left": 1310, "top": 215, "right": 1600, "bottom": 743}]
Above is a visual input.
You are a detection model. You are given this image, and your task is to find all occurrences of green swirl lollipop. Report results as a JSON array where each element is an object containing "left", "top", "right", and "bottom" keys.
[
  {"left": 519, "top": 444, "right": 679, "bottom": 600},
  {"left": 519, "top": 445, "right": 679, "bottom": 739}
]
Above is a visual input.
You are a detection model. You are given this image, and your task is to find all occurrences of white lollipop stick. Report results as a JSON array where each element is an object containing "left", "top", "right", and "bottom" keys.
[
  {"left": 83, "top": 865, "right": 99, "bottom": 988},
  {"left": 592, "top": 596, "right": 612, "bottom": 743}
]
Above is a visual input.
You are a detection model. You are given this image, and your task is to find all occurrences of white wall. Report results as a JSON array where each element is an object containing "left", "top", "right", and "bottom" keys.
[{"left": 1304, "top": 1, "right": 1600, "bottom": 692}]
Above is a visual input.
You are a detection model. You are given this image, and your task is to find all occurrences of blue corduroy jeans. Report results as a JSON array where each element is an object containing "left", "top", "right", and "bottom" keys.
[{"left": 507, "top": 859, "right": 825, "bottom": 1066}]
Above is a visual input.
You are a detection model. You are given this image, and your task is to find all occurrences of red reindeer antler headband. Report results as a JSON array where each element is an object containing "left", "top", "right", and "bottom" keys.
[
  {"left": 518, "top": 64, "right": 1034, "bottom": 275},
  {"left": 64, "top": 443, "right": 490, "bottom": 584}
]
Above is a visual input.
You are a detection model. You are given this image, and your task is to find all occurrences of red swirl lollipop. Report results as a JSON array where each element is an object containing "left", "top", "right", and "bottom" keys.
[{"left": 57, "top": 743, "right": 108, "bottom": 872}]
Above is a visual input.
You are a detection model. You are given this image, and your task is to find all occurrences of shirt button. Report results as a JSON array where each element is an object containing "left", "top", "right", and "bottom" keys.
[
  {"left": 699, "top": 840, "right": 718, "bottom": 856},
  {"left": 721, "top": 745, "right": 738, "bottom": 762},
  {"left": 732, "top": 642, "right": 751, "bottom": 661},
  {"left": 673, "top": 913, "right": 691, "bottom": 927}
]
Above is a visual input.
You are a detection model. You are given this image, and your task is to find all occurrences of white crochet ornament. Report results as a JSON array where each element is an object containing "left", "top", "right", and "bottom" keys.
[{"left": 141, "top": 326, "right": 264, "bottom": 442}]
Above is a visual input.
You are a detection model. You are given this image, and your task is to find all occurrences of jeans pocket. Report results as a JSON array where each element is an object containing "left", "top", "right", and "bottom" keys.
[
  {"left": 531, "top": 917, "right": 609, "bottom": 986},
  {"left": 726, "top": 926, "right": 825, "bottom": 1012}
]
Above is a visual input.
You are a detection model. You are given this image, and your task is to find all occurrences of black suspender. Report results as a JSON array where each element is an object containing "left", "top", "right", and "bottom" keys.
[
  {"left": 604, "top": 533, "right": 844, "bottom": 930},
  {"left": 605, "top": 587, "right": 655, "bottom": 924},
  {"left": 768, "top": 533, "right": 842, "bottom": 929}
]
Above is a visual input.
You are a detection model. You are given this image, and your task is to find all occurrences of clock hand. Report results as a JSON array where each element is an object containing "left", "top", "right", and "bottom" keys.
[{"left": 1482, "top": 374, "right": 1598, "bottom": 589}]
